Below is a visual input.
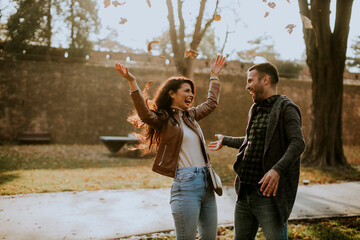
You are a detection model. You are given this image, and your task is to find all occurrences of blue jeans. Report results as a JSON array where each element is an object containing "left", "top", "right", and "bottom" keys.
[
  {"left": 234, "top": 184, "right": 288, "bottom": 240},
  {"left": 170, "top": 166, "right": 218, "bottom": 240}
]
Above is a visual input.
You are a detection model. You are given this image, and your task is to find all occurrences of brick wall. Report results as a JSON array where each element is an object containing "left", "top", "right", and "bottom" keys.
[{"left": 1, "top": 59, "right": 359, "bottom": 145}]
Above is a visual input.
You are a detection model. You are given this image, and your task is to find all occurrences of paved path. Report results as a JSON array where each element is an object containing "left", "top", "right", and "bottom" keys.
[{"left": 0, "top": 182, "right": 359, "bottom": 240}]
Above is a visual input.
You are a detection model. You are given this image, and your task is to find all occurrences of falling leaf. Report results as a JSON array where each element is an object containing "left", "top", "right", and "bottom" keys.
[
  {"left": 185, "top": 49, "right": 199, "bottom": 59},
  {"left": 119, "top": 17, "right": 127, "bottom": 25},
  {"left": 264, "top": 11, "right": 270, "bottom": 18},
  {"left": 268, "top": 2, "right": 276, "bottom": 8},
  {"left": 147, "top": 40, "right": 160, "bottom": 54},
  {"left": 214, "top": 13, "right": 221, "bottom": 21},
  {"left": 112, "top": 0, "right": 126, "bottom": 7},
  {"left": 104, "top": 0, "right": 111, "bottom": 8},
  {"left": 285, "top": 24, "right": 296, "bottom": 34},
  {"left": 146, "top": 0, "right": 151, "bottom": 8},
  {"left": 301, "top": 15, "right": 313, "bottom": 29}
]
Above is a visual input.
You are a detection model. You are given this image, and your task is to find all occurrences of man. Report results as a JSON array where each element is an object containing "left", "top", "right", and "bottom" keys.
[{"left": 209, "top": 62, "right": 305, "bottom": 240}]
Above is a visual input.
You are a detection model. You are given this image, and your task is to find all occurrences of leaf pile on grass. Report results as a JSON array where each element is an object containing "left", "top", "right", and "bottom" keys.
[
  {"left": 0, "top": 144, "right": 172, "bottom": 195},
  {"left": 121, "top": 217, "right": 360, "bottom": 239},
  {"left": 0, "top": 144, "right": 359, "bottom": 195}
]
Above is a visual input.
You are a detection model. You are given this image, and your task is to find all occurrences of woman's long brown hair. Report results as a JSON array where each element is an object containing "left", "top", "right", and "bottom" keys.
[{"left": 127, "top": 76, "right": 195, "bottom": 155}]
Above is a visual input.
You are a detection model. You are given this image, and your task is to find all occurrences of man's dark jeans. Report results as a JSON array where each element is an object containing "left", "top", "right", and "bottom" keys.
[{"left": 234, "top": 184, "right": 288, "bottom": 240}]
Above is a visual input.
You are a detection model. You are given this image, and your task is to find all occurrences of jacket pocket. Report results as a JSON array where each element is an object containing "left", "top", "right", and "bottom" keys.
[{"left": 175, "top": 171, "right": 197, "bottom": 182}]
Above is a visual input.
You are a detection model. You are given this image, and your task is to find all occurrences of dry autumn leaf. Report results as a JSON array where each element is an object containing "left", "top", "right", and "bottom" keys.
[
  {"left": 146, "top": 0, "right": 151, "bottom": 8},
  {"left": 268, "top": 2, "right": 276, "bottom": 8},
  {"left": 185, "top": 49, "right": 199, "bottom": 59},
  {"left": 286, "top": 0, "right": 291, "bottom": 3},
  {"left": 147, "top": 40, "right": 160, "bottom": 54},
  {"left": 119, "top": 17, "right": 127, "bottom": 25},
  {"left": 104, "top": 0, "right": 111, "bottom": 8},
  {"left": 301, "top": 15, "right": 313, "bottom": 29},
  {"left": 285, "top": 24, "right": 296, "bottom": 34},
  {"left": 264, "top": 11, "right": 270, "bottom": 18},
  {"left": 214, "top": 13, "right": 221, "bottom": 21}
]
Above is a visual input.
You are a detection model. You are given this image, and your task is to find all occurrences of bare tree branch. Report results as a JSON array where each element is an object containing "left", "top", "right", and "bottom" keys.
[
  {"left": 221, "top": 24, "right": 232, "bottom": 55},
  {"left": 166, "top": 0, "right": 182, "bottom": 70},
  {"left": 178, "top": 0, "right": 186, "bottom": 58},
  {"left": 190, "top": 0, "right": 219, "bottom": 50}
]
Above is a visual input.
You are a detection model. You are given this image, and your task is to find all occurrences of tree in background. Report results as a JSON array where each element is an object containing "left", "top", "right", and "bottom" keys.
[
  {"left": 94, "top": 29, "right": 133, "bottom": 53},
  {"left": 166, "top": 0, "right": 220, "bottom": 78},
  {"left": 237, "top": 35, "right": 304, "bottom": 79},
  {"left": 347, "top": 35, "right": 360, "bottom": 71},
  {"left": 6, "top": 0, "right": 56, "bottom": 53},
  {"left": 298, "top": 0, "right": 354, "bottom": 169},
  {"left": 5, "top": 0, "right": 99, "bottom": 58},
  {"left": 237, "top": 35, "right": 280, "bottom": 63},
  {"left": 154, "top": 27, "right": 219, "bottom": 61},
  {"left": 65, "top": 0, "right": 99, "bottom": 58}
]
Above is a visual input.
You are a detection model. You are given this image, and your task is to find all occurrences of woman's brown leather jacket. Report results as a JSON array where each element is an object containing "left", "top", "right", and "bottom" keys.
[{"left": 130, "top": 82, "right": 220, "bottom": 178}]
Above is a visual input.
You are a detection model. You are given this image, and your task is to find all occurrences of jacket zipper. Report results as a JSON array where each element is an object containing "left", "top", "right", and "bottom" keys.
[{"left": 158, "top": 144, "right": 167, "bottom": 166}]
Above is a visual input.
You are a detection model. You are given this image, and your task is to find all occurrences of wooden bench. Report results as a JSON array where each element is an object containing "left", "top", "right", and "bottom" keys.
[
  {"left": 100, "top": 135, "right": 139, "bottom": 153},
  {"left": 17, "top": 132, "right": 52, "bottom": 144}
]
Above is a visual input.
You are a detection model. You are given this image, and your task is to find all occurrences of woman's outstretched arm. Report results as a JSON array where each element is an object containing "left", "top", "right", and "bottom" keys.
[
  {"left": 115, "top": 62, "right": 139, "bottom": 92},
  {"left": 115, "top": 62, "right": 164, "bottom": 129},
  {"left": 193, "top": 55, "right": 226, "bottom": 121}
]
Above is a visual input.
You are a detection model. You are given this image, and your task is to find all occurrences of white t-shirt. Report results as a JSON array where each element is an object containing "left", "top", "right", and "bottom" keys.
[{"left": 177, "top": 110, "right": 206, "bottom": 168}]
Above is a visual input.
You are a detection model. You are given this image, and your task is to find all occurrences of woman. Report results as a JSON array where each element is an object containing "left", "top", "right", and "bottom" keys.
[{"left": 115, "top": 55, "right": 226, "bottom": 240}]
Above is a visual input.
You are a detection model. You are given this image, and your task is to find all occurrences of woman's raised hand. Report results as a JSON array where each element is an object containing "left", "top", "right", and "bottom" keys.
[
  {"left": 210, "top": 55, "right": 226, "bottom": 77},
  {"left": 115, "top": 62, "right": 136, "bottom": 82}
]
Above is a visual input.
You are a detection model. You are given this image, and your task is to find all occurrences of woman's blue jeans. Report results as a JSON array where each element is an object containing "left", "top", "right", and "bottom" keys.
[
  {"left": 170, "top": 166, "right": 218, "bottom": 240},
  {"left": 234, "top": 184, "right": 288, "bottom": 240}
]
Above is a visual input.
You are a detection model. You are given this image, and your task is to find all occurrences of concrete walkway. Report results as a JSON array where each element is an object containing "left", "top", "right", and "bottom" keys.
[{"left": 0, "top": 182, "right": 359, "bottom": 240}]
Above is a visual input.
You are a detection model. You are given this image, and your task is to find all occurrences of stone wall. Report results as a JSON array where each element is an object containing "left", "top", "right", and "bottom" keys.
[{"left": 1, "top": 59, "right": 360, "bottom": 145}]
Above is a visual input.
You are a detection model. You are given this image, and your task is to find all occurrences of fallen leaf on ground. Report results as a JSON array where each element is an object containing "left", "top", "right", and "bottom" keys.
[
  {"left": 104, "top": 0, "right": 111, "bottom": 8},
  {"left": 285, "top": 24, "right": 296, "bottom": 34},
  {"left": 147, "top": 41, "right": 160, "bottom": 54},
  {"left": 264, "top": 11, "right": 270, "bottom": 18},
  {"left": 286, "top": 0, "right": 291, "bottom": 3},
  {"left": 185, "top": 49, "right": 199, "bottom": 59},
  {"left": 146, "top": 0, "right": 151, "bottom": 8},
  {"left": 119, "top": 17, "right": 127, "bottom": 25}
]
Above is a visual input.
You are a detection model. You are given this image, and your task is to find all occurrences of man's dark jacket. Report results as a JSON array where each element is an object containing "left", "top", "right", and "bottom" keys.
[{"left": 222, "top": 95, "right": 305, "bottom": 224}]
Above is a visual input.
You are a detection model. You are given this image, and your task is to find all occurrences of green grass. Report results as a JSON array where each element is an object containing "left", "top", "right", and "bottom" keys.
[{"left": 120, "top": 217, "right": 360, "bottom": 239}]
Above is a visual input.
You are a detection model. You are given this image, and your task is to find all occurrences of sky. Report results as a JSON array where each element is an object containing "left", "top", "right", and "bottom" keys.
[
  {"left": 95, "top": 0, "right": 360, "bottom": 61},
  {"left": 1, "top": 0, "right": 360, "bottom": 62}
]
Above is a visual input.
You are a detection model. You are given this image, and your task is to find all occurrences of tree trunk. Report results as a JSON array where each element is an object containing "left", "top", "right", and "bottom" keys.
[
  {"left": 298, "top": 0, "right": 353, "bottom": 169},
  {"left": 166, "top": 0, "right": 218, "bottom": 79}
]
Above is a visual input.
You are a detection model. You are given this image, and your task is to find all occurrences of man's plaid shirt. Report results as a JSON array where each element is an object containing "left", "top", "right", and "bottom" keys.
[{"left": 239, "top": 94, "right": 280, "bottom": 185}]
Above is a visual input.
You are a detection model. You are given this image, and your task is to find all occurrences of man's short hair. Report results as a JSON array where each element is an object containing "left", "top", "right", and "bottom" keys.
[{"left": 248, "top": 62, "right": 279, "bottom": 85}]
